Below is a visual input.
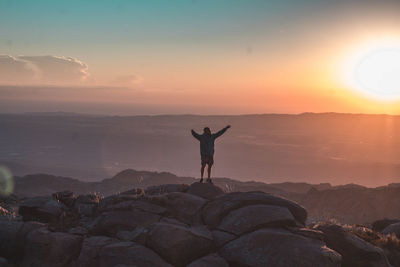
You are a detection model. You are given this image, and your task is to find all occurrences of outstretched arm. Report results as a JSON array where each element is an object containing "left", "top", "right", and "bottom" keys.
[
  {"left": 213, "top": 125, "right": 231, "bottom": 138},
  {"left": 191, "top": 129, "right": 201, "bottom": 140}
]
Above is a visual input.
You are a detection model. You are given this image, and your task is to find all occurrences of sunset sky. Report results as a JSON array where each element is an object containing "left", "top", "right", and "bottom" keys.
[{"left": 1, "top": 0, "right": 400, "bottom": 114}]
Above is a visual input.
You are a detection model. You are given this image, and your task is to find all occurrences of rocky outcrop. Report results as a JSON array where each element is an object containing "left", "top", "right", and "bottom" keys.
[
  {"left": 314, "top": 223, "right": 391, "bottom": 267},
  {"left": 382, "top": 222, "right": 400, "bottom": 238},
  {"left": 220, "top": 228, "right": 342, "bottom": 267},
  {"left": 146, "top": 223, "right": 214, "bottom": 266},
  {"left": 1, "top": 182, "right": 396, "bottom": 267},
  {"left": 19, "top": 196, "right": 67, "bottom": 222},
  {"left": 187, "top": 182, "right": 224, "bottom": 200},
  {"left": 202, "top": 191, "right": 307, "bottom": 229},
  {"left": 22, "top": 228, "right": 83, "bottom": 267}
]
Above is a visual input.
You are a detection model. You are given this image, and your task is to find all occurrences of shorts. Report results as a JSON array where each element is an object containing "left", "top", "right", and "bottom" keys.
[{"left": 201, "top": 154, "right": 214, "bottom": 166}]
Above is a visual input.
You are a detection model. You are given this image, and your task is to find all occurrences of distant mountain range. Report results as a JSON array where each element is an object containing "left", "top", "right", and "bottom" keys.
[
  {"left": 2, "top": 112, "right": 400, "bottom": 186},
  {"left": 10, "top": 169, "right": 400, "bottom": 225}
]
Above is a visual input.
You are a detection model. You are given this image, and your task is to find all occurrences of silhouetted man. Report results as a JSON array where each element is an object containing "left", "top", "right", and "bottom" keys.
[{"left": 191, "top": 125, "right": 231, "bottom": 183}]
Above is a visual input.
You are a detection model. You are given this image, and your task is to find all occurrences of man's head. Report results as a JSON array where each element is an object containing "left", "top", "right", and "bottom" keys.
[{"left": 203, "top": 127, "right": 211, "bottom": 135}]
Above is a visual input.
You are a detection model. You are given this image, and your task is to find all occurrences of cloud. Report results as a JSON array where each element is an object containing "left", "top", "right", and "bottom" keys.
[{"left": 0, "top": 55, "right": 89, "bottom": 85}]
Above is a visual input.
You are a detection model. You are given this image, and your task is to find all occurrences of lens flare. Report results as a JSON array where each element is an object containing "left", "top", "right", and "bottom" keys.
[{"left": 0, "top": 166, "right": 14, "bottom": 196}]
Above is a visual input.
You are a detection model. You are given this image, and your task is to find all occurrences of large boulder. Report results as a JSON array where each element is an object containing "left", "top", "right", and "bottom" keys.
[
  {"left": 220, "top": 228, "right": 341, "bottom": 267},
  {"left": 0, "top": 220, "right": 23, "bottom": 260},
  {"left": 100, "top": 199, "right": 167, "bottom": 215},
  {"left": 145, "top": 192, "right": 206, "bottom": 224},
  {"left": 382, "top": 222, "right": 400, "bottom": 238},
  {"left": 89, "top": 210, "right": 160, "bottom": 236},
  {"left": 146, "top": 222, "right": 214, "bottom": 267},
  {"left": 19, "top": 196, "right": 67, "bottom": 222},
  {"left": 186, "top": 182, "right": 224, "bottom": 200},
  {"left": 218, "top": 204, "right": 296, "bottom": 235},
  {"left": 21, "top": 228, "right": 83, "bottom": 267},
  {"left": 202, "top": 191, "right": 307, "bottom": 229},
  {"left": 372, "top": 219, "right": 400, "bottom": 232},
  {"left": 211, "top": 230, "right": 236, "bottom": 248},
  {"left": 187, "top": 253, "right": 229, "bottom": 267},
  {"left": 76, "top": 236, "right": 118, "bottom": 267},
  {"left": 314, "top": 223, "right": 391, "bottom": 267},
  {"left": 99, "top": 241, "right": 172, "bottom": 267}
]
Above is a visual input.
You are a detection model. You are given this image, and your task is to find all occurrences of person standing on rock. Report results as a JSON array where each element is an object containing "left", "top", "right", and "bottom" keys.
[{"left": 191, "top": 125, "right": 231, "bottom": 183}]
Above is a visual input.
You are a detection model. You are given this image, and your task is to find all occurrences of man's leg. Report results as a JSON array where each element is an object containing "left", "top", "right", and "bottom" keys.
[
  {"left": 200, "top": 163, "right": 206, "bottom": 183},
  {"left": 206, "top": 162, "right": 213, "bottom": 183}
]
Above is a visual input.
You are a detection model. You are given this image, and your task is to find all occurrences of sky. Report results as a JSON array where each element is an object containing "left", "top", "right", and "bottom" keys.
[{"left": 1, "top": 0, "right": 400, "bottom": 115}]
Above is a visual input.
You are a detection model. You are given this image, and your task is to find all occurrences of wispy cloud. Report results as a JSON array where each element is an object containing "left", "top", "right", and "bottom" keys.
[{"left": 0, "top": 55, "right": 89, "bottom": 85}]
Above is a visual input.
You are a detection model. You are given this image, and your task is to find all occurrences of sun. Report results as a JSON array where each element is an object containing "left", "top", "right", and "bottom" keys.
[{"left": 342, "top": 42, "right": 400, "bottom": 100}]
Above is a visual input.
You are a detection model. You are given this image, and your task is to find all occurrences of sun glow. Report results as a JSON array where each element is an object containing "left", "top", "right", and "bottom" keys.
[{"left": 341, "top": 39, "right": 400, "bottom": 100}]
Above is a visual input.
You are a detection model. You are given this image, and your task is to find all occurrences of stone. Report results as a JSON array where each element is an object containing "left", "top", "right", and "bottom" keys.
[
  {"left": 382, "top": 222, "right": 400, "bottom": 238},
  {"left": 146, "top": 222, "right": 214, "bottom": 267},
  {"left": 99, "top": 241, "right": 172, "bottom": 267},
  {"left": 211, "top": 230, "right": 236, "bottom": 248},
  {"left": 186, "top": 182, "right": 224, "bottom": 200},
  {"left": 218, "top": 204, "right": 296, "bottom": 235},
  {"left": 314, "top": 223, "right": 391, "bottom": 267},
  {"left": 69, "top": 226, "right": 89, "bottom": 236},
  {"left": 0, "top": 220, "right": 23, "bottom": 260},
  {"left": 22, "top": 228, "right": 83, "bottom": 267},
  {"left": 202, "top": 191, "right": 307, "bottom": 229},
  {"left": 187, "top": 253, "right": 229, "bottom": 267},
  {"left": 220, "top": 228, "right": 341, "bottom": 267},
  {"left": 19, "top": 196, "right": 67, "bottom": 223},
  {"left": 90, "top": 210, "right": 160, "bottom": 236},
  {"left": 145, "top": 192, "right": 206, "bottom": 224},
  {"left": 372, "top": 219, "right": 400, "bottom": 232},
  {"left": 76, "top": 236, "right": 118, "bottom": 267}
]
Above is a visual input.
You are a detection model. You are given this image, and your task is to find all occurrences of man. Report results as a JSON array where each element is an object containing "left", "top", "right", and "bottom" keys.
[{"left": 191, "top": 125, "right": 231, "bottom": 183}]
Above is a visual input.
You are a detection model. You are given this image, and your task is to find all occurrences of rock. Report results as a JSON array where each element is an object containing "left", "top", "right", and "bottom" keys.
[
  {"left": 98, "top": 194, "right": 138, "bottom": 211},
  {"left": 19, "top": 196, "right": 67, "bottom": 223},
  {"left": 372, "top": 219, "right": 400, "bottom": 232},
  {"left": 145, "top": 184, "right": 189, "bottom": 195},
  {"left": 0, "top": 220, "right": 23, "bottom": 260},
  {"left": 202, "top": 191, "right": 307, "bottom": 229},
  {"left": 146, "top": 222, "right": 214, "bottom": 267},
  {"left": 73, "top": 194, "right": 100, "bottom": 217},
  {"left": 99, "top": 241, "right": 172, "bottom": 267},
  {"left": 76, "top": 236, "right": 118, "bottom": 267},
  {"left": 22, "top": 228, "right": 83, "bottom": 267},
  {"left": 314, "top": 223, "right": 391, "bottom": 267},
  {"left": 218, "top": 204, "right": 296, "bottom": 235},
  {"left": 220, "top": 228, "right": 341, "bottom": 267},
  {"left": 187, "top": 182, "right": 224, "bottom": 200},
  {"left": 288, "top": 227, "right": 325, "bottom": 241},
  {"left": 116, "top": 227, "right": 149, "bottom": 244},
  {"left": 145, "top": 192, "right": 206, "bottom": 224},
  {"left": 53, "top": 190, "right": 76, "bottom": 207},
  {"left": 0, "top": 257, "right": 7, "bottom": 267},
  {"left": 211, "top": 230, "right": 236, "bottom": 248},
  {"left": 382, "top": 222, "right": 400, "bottom": 238},
  {"left": 90, "top": 210, "right": 160, "bottom": 236},
  {"left": 69, "top": 226, "right": 89, "bottom": 236},
  {"left": 187, "top": 253, "right": 229, "bottom": 267},
  {"left": 100, "top": 199, "right": 167, "bottom": 215},
  {"left": 74, "top": 203, "right": 97, "bottom": 217}
]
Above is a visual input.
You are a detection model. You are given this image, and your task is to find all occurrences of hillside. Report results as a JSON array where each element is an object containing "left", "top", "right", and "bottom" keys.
[{"left": 9, "top": 169, "right": 400, "bottom": 225}]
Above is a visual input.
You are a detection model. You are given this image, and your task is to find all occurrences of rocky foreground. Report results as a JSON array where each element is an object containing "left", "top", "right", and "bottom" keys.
[{"left": 0, "top": 183, "right": 399, "bottom": 267}]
